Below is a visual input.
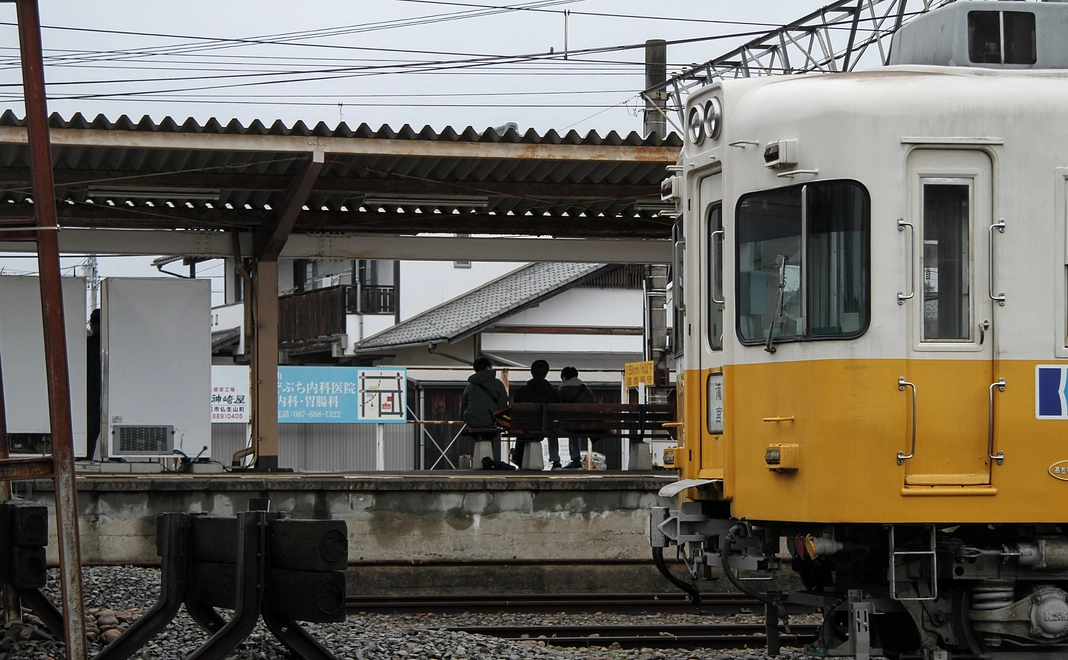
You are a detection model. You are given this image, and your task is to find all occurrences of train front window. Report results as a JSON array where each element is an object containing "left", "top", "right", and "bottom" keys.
[
  {"left": 922, "top": 181, "right": 971, "bottom": 342},
  {"left": 736, "top": 181, "right": 870, "bottom": 345},
  {"left": 968, "top": 11, "right": 1036, "bottom": 65}
]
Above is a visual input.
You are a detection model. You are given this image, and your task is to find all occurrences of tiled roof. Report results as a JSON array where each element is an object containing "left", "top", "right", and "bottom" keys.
[{"left": 356, "top": 262, "right": 607, "bottom": 350}]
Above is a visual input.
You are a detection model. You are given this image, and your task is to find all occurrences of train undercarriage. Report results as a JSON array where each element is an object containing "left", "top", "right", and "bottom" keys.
[{"left": 652, "top": 504, "right": 1068, "bottom": 659}]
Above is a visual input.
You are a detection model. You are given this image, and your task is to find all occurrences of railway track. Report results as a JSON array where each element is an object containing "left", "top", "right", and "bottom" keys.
[
  {"left": 439, "top": 622, "right": 821, "bottom": 650},
  {"left": 346, "top": 592, "right": 816, "bottom": 616}
]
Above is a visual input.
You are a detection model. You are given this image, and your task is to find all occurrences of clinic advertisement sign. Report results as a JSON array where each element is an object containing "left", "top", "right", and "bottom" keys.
[
  {"left": 278, "top": 366, "right": 407, "bottom": 424},
  {"left": 211, "top": 365, "right": 250, "bottom": 423}
]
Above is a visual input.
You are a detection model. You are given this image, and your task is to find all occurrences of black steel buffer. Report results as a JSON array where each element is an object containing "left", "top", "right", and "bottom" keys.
[{"left": 94, "top": 507, "right": 347, "bottom": 660}]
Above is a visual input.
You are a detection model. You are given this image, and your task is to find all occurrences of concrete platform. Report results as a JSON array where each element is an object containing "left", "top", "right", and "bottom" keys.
[{"left": 22, "top": 471, "right": 681, "bottom": 595}]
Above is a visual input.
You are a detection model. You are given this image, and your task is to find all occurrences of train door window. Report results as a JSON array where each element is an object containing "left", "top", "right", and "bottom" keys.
[
  {"left": 968, "top": 11, "right": 1036, "bottom": 65},
  {"left": 707, "top": 203, "right": 724, "bottom": 351},
  {"left": 672, "top": 213, "right": 685, "bottom": 357},
  {"left": 736, "top": 181, "right": 869, "bottom": 345},
  {"left": 921, "top": 180, "right": 971, "bottom": 342}
]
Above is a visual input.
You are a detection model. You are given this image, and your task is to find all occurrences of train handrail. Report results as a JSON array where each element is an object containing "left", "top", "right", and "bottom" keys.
[
  {"left": 988, "top": 219, "right": 1006, "bottom": 306},
  {"left": 897, "top": 377, "right": 917, "bottom": 465},
  {"left": 897, "top": 218, "right": 915, "bottom": 304},
  {"left": 988, "top": 378, "right": 1006, "bottom": 466}
]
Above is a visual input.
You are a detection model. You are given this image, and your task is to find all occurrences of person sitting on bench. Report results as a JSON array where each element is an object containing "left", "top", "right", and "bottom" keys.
[{"left": 511, "top": 359, "right": 558, "bottom": 468}]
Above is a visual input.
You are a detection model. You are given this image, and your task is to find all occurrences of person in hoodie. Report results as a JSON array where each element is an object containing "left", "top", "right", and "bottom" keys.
[
  {"left": 557, "top": 366, "right": 596, "bottom": 469},
  {"left": 461, "top": 357, "right": 510, "bottom": 431},
  {"left": 510, "top": 359, "right": 558, "bottom": 468}
]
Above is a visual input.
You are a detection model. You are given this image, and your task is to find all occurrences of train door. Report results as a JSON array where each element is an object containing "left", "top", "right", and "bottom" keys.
[
  {"left": 698, "top": 172, "right": 727, "bottom": 479},
  {"left": 901, "top": 149, "right": 997, "bottom": 487}
]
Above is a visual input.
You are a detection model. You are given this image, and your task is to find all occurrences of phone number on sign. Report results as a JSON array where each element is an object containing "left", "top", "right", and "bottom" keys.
[{"left": 278, "top": 410, "right": 343, "bottom": 420}]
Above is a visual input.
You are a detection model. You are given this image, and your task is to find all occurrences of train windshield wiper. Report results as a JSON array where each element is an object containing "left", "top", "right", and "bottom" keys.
[{"left": 765, "top": 255, "right": 788, "bottom": 354}]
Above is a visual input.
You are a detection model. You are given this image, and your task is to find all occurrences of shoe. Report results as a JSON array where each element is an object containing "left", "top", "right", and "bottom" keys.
[
  {"left": 564, "top": 460, "right": 583, "bottom": 470},
  {"left": 551, "top": 461, "right": 562, "bottom": 470}
]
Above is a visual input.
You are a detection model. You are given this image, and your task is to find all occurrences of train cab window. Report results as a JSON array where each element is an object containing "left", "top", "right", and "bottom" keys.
[
  {"left": 922, "top": 181, "right": 971, "bottom": 341},
  {"left": 968, "top": 11, "right": 1036, "bottom": 65},
  {"left": 707, "top": 204, "right": 724, "bottom": 351},
  {"left": 736, "top": 181, "right": 870, "bottom": 346}
]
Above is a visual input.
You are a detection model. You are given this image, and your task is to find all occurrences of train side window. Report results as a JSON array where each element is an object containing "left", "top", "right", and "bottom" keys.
[
  {"left": 968, "top": 11, "right": 1036, "bottom": 65},
  {"left": 921, "top": 181, "right": 971, "bottom": 342},
  {"left": 707, "top": 203, "right": 724, "bottom": 351},
  {"left": 736, "top": 181, "right": 870, "bottom": 345}
]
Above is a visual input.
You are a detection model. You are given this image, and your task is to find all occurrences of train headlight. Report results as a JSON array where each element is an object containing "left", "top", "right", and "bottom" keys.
[
  {"left": 704, "top": 97, "right": 722, "bottom": 141},
  {"left": 687, "top": 104, "right": 706, "bottom": 145}
]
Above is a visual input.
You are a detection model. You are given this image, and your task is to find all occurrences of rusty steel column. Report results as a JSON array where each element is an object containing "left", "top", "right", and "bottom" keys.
[
  {"left": 0, "top": 354, "right": 21, "bottom": 626},
  {"left": 252, "top": 259, "right": 280, "bottom": 470},
  {"left": 14, "top": 1, "right": 87, "bottom": 658}
]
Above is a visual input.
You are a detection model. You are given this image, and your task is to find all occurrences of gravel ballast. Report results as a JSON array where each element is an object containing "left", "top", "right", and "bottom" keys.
[{"left": 0, "top": 567, "right": 825, "bottom": 660}]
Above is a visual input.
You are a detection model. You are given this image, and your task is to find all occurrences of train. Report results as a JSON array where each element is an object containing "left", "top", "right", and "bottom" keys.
[{"left": 651, "top": 1, "right": 1068, "bottom": 657}]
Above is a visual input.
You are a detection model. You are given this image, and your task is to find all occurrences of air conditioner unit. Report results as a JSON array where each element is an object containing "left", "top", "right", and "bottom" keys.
[{"left": 111, "top": 425, "right": 174, "bottom": 456}]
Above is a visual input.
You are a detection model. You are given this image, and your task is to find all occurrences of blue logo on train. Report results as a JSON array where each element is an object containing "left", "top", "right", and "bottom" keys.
[{"left": 1037, "top": 366, "right": 1068, "bottom": 419}]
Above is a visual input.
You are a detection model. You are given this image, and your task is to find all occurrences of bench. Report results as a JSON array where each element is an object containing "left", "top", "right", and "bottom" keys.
[{"left": 505, "top": 403, "right": 676, "bottom": 469}]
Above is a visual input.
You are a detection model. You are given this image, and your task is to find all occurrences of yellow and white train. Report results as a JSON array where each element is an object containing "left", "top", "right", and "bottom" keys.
[{"left": 652, "top": 1, "right": 1068, "bottom": 657}]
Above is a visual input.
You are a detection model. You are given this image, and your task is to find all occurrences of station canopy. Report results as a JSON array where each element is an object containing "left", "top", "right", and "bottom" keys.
[{"left": 0, "top": 112, "right": 681, "bottom": 243}]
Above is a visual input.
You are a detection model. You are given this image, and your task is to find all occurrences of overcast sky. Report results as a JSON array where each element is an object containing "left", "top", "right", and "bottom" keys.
[{"left": 0, "top": 0, "right": 825, "bottom": 309}]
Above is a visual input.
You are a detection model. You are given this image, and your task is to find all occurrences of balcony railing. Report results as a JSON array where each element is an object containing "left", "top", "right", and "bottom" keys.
[{"left": 279, "top": 285, "right": 395, "bottom": 344}]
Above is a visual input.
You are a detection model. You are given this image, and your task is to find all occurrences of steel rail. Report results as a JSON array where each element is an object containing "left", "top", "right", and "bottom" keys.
[
  {"left": 346, "top": 592, "right": 815, "bottom": 616},
  {"left": 439, "top": 622, "right": 821, "bottom": 650}
]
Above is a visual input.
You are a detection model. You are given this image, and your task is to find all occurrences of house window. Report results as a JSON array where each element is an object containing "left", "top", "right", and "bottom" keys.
[{"left": 736, "top": 181, "right": 870, "bottom": 345}]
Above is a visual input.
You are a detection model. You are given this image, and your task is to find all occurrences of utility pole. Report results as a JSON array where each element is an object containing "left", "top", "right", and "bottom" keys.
[{"left": 643, "top": 39, "right": 667, "bottom": 139}]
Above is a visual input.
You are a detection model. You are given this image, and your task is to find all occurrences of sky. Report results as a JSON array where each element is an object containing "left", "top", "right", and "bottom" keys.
[{"left": 0, "top": 0, "right": 826, "bottom": 310}]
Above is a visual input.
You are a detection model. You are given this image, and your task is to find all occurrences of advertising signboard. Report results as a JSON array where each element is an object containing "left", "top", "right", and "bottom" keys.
[{"left": 277, "top": 366, "right": 407, "bottom": 424}]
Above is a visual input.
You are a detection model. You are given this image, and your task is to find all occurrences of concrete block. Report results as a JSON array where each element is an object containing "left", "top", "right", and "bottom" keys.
[
  {"left": 190, "top": 462, "right": 225, "bottom": 474},
  {"left": 521, "top": 441, "right": 544, "bottom": 471},
  {"left": 629, "top": 442, "right": 652, "bottom": 471},
  {"left": 472, "top": 440, "right": 494, "bottom": 468},
  {"left": 128, "top": 462, "right": 162, "bottom": 474}
]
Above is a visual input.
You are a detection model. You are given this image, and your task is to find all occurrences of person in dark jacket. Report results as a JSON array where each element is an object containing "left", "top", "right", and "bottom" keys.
[
  {"left": 461, "top": 357, "right": 509, "bottom": 430},
  {"left": 511, "top": 359, "right": 558, "bottom": 467},
  {"left": 558, "top": 366, "right": 596, "bottom": 469}
]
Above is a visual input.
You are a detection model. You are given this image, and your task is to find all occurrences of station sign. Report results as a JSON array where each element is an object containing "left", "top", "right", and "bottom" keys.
[{"left": 624, "top": 360, "right": 655, "bottom": 388}]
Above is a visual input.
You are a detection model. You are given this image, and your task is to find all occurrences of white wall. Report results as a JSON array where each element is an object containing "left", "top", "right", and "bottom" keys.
[
  {"left": 497, "top": 288, "right": 643, "bottom": 327},
  {"left": 398, "top": 261, "right": 524, "bottom": 321}
]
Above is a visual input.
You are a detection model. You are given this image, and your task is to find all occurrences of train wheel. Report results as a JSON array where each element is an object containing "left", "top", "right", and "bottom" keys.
[{"left": 949, "top": 586, "right": 985, "bottom": 656}]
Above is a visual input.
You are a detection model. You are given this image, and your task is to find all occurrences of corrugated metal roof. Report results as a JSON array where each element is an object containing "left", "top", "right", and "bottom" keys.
[
  {"left": 356, "top": 262, "right": 607, "bottom": 350},
  {"left": 0, "top": 112, "right": 680, "bottom": 239}
]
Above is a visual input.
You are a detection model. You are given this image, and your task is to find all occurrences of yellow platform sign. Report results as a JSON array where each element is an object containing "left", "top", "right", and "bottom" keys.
[{"left": 624, "top": 360, "right": 655, "bottom": 388}]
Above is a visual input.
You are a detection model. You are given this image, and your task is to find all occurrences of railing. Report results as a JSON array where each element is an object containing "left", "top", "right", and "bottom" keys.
[
  {"left": 347, "top": 285, "right": 396, "bottom": 316},
  {"left": 279, "top": 285, "right": 395, "bottom": 344}
]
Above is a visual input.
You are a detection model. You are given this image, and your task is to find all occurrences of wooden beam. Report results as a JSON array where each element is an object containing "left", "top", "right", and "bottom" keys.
[{"left": 488, "top": 325, "right": 645, "bottom": 335}]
